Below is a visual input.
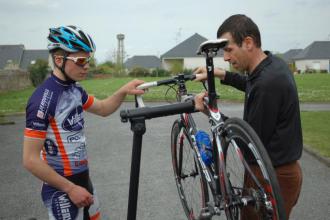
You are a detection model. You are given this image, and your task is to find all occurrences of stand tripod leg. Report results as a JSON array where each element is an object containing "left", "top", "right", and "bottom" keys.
[{"left": 127, "top": 117, "right": 146, "bottom": 220}]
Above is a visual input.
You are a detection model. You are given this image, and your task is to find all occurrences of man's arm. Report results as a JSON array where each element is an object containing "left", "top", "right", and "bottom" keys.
[
  {"left": 194, "top": 67, "right": 247, "bottom": 91},
  {"left": 23, "top": 138, "right": 93, "bottom": 208},
  {"left": 87, "top": 79, "right": 144, "bottom": 117}
]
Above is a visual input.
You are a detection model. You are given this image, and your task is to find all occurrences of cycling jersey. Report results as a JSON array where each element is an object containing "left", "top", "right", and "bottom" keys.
[{"left": 24, "top": 73, "right": 95, "bottom": 176}]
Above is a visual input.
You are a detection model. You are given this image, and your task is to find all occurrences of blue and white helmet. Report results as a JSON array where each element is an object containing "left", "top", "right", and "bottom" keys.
[{"left": 47, "top": 25, "right": 96, "bottom": 53}]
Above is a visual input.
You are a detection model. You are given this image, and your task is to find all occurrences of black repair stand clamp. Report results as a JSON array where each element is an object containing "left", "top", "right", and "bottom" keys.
[{"left": 126, "top": 116, "right": 146, "bottom": 220}]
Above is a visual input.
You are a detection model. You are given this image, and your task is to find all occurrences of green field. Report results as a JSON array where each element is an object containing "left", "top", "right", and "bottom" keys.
[
  {"left": 301, "top": 111, "right": 330, "bottom": 158},
  {"left": 0, "top": 74, "right": 329, "bottom": 158},
  {"left": 1, "top": 73, "right": 329, "bottom": 114}
]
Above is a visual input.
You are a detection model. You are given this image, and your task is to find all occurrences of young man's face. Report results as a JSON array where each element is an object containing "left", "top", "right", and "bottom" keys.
[
  {"left": 220, "top": 32, "right": 250, "bottom": 73},
  {"left": 57, "top": 51, "right": 91, "bottom": 81}
]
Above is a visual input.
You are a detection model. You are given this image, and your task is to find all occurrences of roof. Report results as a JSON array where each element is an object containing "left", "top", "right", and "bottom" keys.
[
  {"left": 281, "top": 49, "right": 303, "bottom": 63},
  {"left": 161, "top": 33, "right": 208, "bottom": 58},
  {"left": 20, "top": 50, "right": 49, "bottom": 70},
  {"left": 0, "top": 44, "right": 25, "bottom": 69},
  {"left": 125, "top": 55, "right": 161, "bottom": 69},
  {"left": 294, "top": 41, "right": 330, "bottom": 60}
]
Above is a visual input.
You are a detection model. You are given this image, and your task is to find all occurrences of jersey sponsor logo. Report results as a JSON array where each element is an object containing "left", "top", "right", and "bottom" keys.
[
  {"left": 44, "top": 139, "right": 58, "bottom": 156},
  {"left": 37, "top": 89, "right": 53, "bottom": 119},
  {"left": 67, "top": 132, "right": 82, "bottom": 142},
  {"left": 62, "top": 106, "right": 84, "bottom": 131},
  {"left": 73, "top": 144, "right": 88, "bottom": 167},
  {"left": 32, "top": 121, "right": 47, "bottom": 130},
  {"left": 51, "top": 191, "right": 77, "bottom": 220}
]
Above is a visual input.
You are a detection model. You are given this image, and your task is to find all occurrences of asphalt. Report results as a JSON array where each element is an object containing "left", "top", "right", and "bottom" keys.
[{"left": 0, "top": 102, "right": 329, "bottom": 219}]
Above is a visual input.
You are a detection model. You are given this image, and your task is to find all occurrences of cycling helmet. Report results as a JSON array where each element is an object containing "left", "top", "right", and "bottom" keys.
[{"left": 47, "top": 25, "right": 96, "bottom": 53}]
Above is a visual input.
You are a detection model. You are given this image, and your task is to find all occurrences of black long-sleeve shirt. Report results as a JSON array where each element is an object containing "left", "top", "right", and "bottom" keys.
[{"left": 221, "top": 52, "right": 303, "bottom": 167}]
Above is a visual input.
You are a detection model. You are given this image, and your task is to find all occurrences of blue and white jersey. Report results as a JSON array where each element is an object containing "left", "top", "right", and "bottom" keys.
[{"left": 25, "top": 73, "right": 94, "bottom": 176}]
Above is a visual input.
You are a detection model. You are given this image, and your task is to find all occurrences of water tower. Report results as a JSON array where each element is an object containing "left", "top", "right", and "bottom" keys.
[{"left": 116, "top": 34, "right": 125, "bottom": 69}]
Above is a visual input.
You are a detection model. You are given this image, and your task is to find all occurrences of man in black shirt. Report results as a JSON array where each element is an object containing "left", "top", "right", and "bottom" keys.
[{"left": 194, "top": 14, "right": 302, "bottom": 219}]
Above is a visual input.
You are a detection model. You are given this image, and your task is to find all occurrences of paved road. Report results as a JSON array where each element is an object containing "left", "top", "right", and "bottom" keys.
[{"left": 0, "top": 102, "right": 329, "bottom": 219}]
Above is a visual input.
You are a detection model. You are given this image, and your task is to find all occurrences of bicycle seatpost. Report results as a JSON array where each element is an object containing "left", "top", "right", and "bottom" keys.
[{"left": 205, "top": 51, "right": 218, "bottom": 110}]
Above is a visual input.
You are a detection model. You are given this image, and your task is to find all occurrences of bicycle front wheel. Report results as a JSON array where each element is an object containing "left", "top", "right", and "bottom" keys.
[
  {"left": 219, "top": 118, "right": 286, "bottom": 220},
  {"left": 171, "top": 119, "right": 209, "bottom": 220}
]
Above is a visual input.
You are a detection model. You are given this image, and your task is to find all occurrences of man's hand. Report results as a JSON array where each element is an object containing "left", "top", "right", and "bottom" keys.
[
  {"left": 193, "top": 66, "right": 226, "bottom": 81},
  {"left": 194, "top": 92, "right": 208, "bottom": 111},
  {"left": 122, "top": 79, "right": 145, "bottom": 95},
  {"left": 67, "top": 184, "right": 94, "bottom": 208}
]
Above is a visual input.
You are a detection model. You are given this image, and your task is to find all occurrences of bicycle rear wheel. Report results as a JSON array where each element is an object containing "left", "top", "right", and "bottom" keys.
[
  {"left": 171, "top": 119, "right": 209, "bottom": 220},
  {"left": 219, "top": 118, "right": 286, "bottom": 220}
]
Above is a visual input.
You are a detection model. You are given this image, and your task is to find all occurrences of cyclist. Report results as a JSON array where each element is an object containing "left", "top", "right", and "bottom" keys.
[
  {"left": 194, "top": 14, "right": 302, "bottom": 219},
  {"left": 23, "top": 25, "right": 144, "bottom": 220}
]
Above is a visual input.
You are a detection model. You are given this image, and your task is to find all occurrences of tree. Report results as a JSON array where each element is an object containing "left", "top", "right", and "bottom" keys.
[{"left": 28, "top": 59, "right": 49, "bottom": 87}]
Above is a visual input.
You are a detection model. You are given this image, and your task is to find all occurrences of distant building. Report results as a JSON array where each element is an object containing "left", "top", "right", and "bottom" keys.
[
  {"left": 281, "top": 49, "right": 303, "bottom": 65},
  {"left": 125, "top": 55, "right": 161, "bottom": 70},
  {"left": 0, "top": 44, "right": 48, "bottom": 70},
  {"left": 0, "top": 44, "right": 25, "bottom": 69},
  {"left": 293, "top": 41, "right": 330, "bottom": 73},
  {"left": 161, "top": 33, "right": 229, "bottom": 71},
  {"left": 20, "top": 49, "right": 49, "bottom": 70}
]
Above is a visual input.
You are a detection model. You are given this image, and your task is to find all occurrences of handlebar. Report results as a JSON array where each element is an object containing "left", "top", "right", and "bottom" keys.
[
  {"left": 120, "top": 74, "right": 197, "bottom": 122},
  {"left": 135, "top": 74, "right": 196, "bottom": 107}
]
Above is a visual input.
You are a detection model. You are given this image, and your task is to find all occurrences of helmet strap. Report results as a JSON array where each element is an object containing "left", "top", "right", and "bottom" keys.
[{"left": 53, "top": 53, "right": 75, "bottom": 83}]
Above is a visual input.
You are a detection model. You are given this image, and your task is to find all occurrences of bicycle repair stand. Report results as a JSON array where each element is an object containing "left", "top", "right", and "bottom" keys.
[
  {"left": 120, "top": 99, "right": 195, "bottom": 220},
  {"left": 126, "top": 116, "right": 145, "bottom": 220}
]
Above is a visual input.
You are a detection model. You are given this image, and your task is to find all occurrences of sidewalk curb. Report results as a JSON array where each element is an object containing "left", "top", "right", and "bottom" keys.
[{"left": 303, "top": 145, "right": 330, "bottom": 167}]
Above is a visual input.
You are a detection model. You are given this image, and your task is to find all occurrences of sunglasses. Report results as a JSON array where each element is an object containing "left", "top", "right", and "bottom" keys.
[{"left": 60, "top": 56, "right": 91, "bottom": 67}]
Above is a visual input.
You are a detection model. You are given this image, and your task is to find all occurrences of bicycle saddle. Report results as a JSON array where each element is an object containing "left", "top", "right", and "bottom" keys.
[{"left": 196, "top": 38, "right": 228, "bottom": 55}]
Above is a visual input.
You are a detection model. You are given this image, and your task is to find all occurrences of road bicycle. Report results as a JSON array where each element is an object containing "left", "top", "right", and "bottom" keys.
[{"left": 120, "top": 39, "right": 285, "bottom": 220}]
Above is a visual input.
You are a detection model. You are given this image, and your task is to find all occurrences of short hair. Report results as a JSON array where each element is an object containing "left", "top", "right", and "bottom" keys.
[
  {"left": 48, "top": 49, "right": 66, "bottom": 70},
  {"left": 217, "top": 14, "right": 261, "bottom": 48}
]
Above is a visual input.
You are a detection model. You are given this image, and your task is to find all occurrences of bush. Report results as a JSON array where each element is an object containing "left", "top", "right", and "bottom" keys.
[
  {"left": 170, "top": 61, "right": 183, "bottom": 74},
  {"left": 128, "top": 67, "right": 150, "bottom": 77},
  {"left": 150, "top": 68, "right": 171, "bottom": 77},
  {"left": 182, "top": 68, "right": 194, "bottom": 74},
  {"left": 28, "top": 59, "right": 49, "bottom": 87}
]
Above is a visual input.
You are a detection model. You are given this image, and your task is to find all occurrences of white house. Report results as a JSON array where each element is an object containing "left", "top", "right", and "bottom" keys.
[
  {"left": 294, "top": 41, "right": 330, "bottom": 73},
  {"left": 161, "top": 33, "right": 229, "bottom": 71}
]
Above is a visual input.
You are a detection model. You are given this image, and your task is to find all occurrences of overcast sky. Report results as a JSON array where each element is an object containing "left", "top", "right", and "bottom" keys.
[{"left": 1, "top": 0, "right": 329, "bottom": 63}]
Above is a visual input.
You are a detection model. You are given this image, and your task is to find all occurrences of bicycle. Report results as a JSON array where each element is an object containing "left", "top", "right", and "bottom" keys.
[{"left": 120, "top": 39, "right": 286, "bottom": 220}]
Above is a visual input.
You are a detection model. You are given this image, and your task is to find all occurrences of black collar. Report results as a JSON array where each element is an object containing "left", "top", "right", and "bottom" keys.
[{"left": 248, "top": 51, "right": 272, "bottom": 81}]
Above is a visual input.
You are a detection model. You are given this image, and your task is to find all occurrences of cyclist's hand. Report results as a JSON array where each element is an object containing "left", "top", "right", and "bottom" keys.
[
  {"left": 123, "top": 79, "right": 145, "bottom": 95},
  {"left": 67, "top": 184, "right": 94, "bottom": 208},
  {"left": 194, "top": 92, "right": 208, "bottom": 111}
]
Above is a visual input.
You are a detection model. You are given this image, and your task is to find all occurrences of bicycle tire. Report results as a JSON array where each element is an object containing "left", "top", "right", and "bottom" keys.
[
  {"left": 171, "top": 119, "right": 209, "bottom": 220},
  {"left": 219, "top": 118, "right": 286, "bottom": 220}
]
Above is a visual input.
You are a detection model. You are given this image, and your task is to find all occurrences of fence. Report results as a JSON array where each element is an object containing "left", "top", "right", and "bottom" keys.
[{"left": 0, "top": 69, "right": 31, "bottom": 92}]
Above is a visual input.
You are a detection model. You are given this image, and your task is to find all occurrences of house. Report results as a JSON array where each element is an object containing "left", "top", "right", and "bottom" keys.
[
  {"left": 293, "top": 41, "right": 330, "bottom": 73},
  {"left": 161, "top": 33, "right": 229, "bottom": 71},
  {"left": 0, "top": 44, "right": 25, "bottom": 69},
  {"left": 20, "top": 49, "right": 49, "bottom": 70},
  {"left": 0, "top": 44, "right": 48, "bottom": 70},
  {"left": 125, "top": 55, "right": 161, "bottom": 70},
  {"left": 281, "top": 49, "right": 303, "bottom": 65}
]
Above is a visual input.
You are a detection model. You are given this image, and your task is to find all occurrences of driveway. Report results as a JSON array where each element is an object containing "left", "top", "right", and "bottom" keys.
[{"left": 0, "top": 102, "right": 329, "bottom": 219}]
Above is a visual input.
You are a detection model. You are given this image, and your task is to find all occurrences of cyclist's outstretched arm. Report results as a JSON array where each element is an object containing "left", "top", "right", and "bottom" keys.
[{"left": 87, "top": 79, "right": 145, "bottom": 117}]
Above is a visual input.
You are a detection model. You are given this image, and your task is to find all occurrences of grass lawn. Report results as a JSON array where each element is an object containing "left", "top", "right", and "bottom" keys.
[
  {"left": 301, "top": 111, "right": 330, "bottom": 158},
  {"left": 1, "top": 73, "right": 329, "bottom": 114}
]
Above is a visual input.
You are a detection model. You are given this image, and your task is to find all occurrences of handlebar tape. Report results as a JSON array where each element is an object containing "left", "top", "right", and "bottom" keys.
[{"left": 120, "top": 100, "right": 196, "bottom": 122}]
